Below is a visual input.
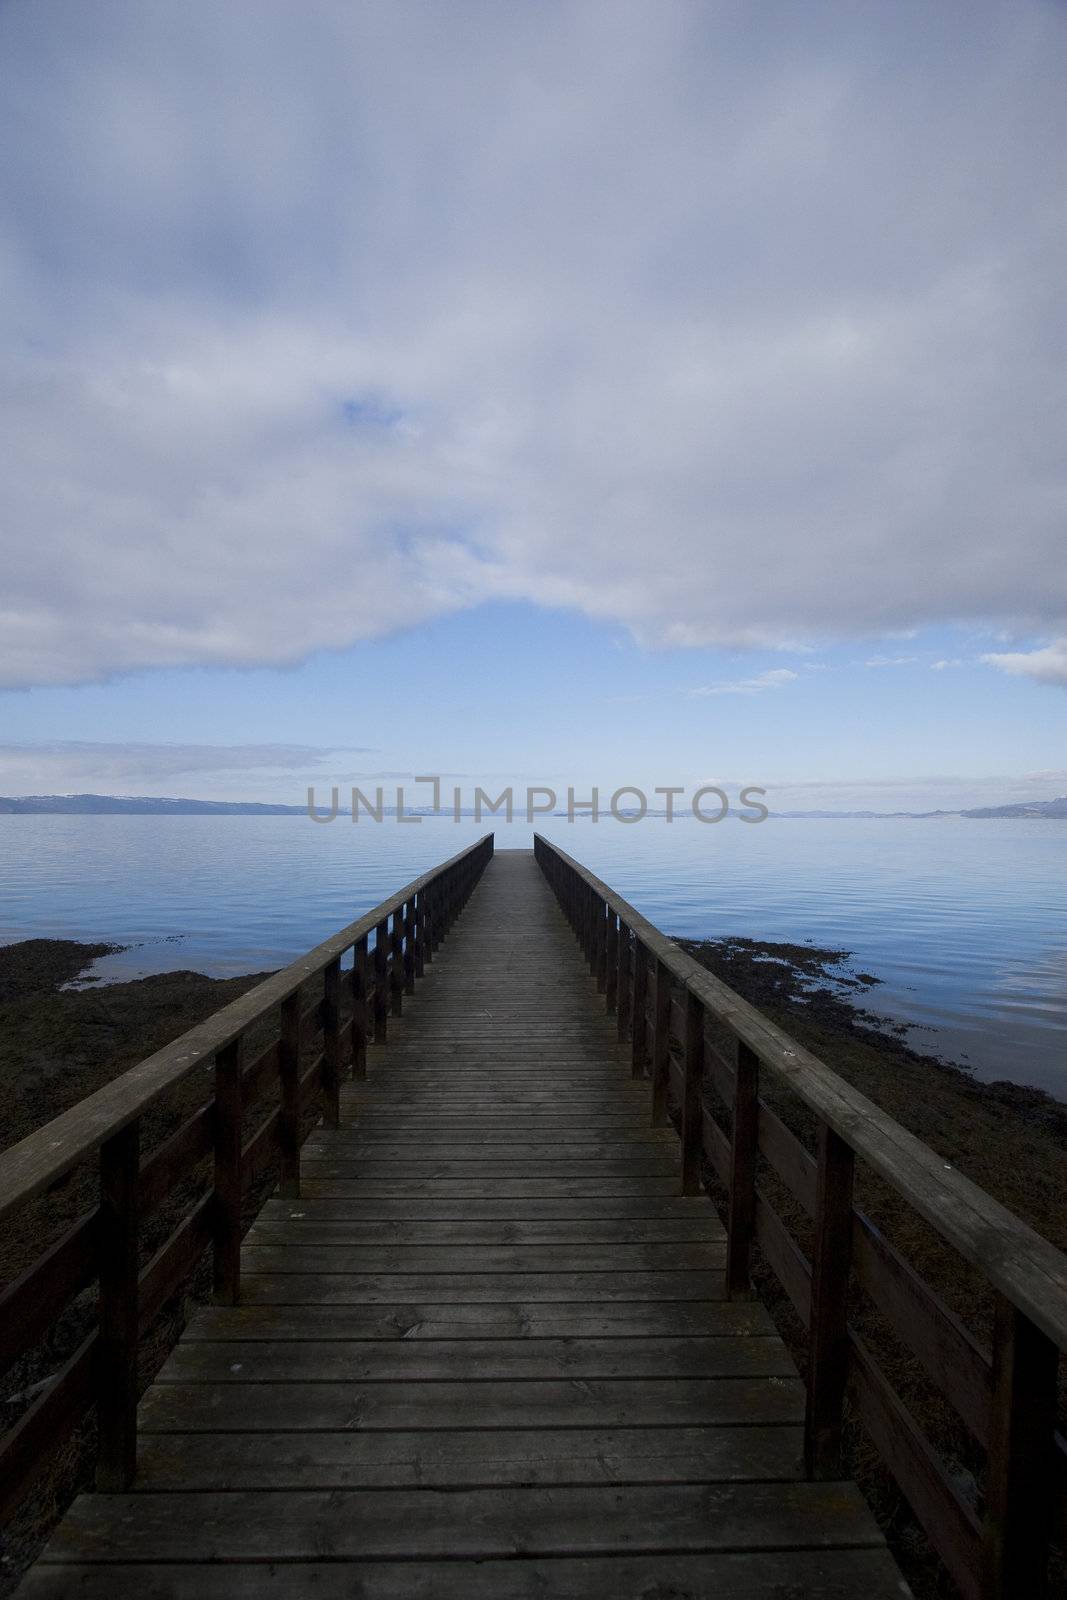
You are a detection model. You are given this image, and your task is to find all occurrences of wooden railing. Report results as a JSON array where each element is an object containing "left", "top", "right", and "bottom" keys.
[
  {"left": 0, "top": 833, "right": 493, "bottom": 1514},
  {"left": 534, "top": 833, "right": 1067, "bottom": 1600}
]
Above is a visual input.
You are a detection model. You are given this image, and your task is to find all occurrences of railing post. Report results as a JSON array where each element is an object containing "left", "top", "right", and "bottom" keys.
[
  {"left": 322, "top": 957, "right": 342, "bottom": 1129},
  {"left": 651, "top": 959, "right": 672, "bottom": 1126},
  {"left": 630, "top": 939, "right": 648, "bottom": 1077},
  {"left": 594, "top": 900, "right": 607, "bottom": 993},
  {"left": 616, "top": 923, "right": 632, "bottom": 1044},
  {"left": 605, "top": 912, "right": 619, "bottom": 1013},
  {"left": 805, "top": 1122, "right": 855, "bottom": 1479},
  {"left": 278, "top": 991, "right": 302, "bottom": 1197},
  {"left": 726, "top": 1040, "right": 759, "bottom": 1298},
  {"left": 373, "top": 918, "right": 389, "bottom": 1042},
  {"left": 390, "top": 909, "right": 404, "bottom": 1016},
  {"left": 351, "top": 936, "right": 368, "bottom": 1080},
  {"left": 96, "top": 1121, "right": 140, "bottom": 1491},
  {"left": 681, "top": 989, "right": 705, "bottom": 1195},
  {"left": 433, "top": 878, "right": 445, "bottom": 948},
  {"left": 212, "top": 1034, "right": 244, "bottom": 1306},
  {"left": 425, "top": 888, "right": 434, "bottom": 972},
  {"left": 413, "top": 892, "right": 425, "bottom": 980},
  {"left": 404, "top": 897, "right": 416, "bottom": 993},
  {"left": 981, "top": 1295, "right": 1058, "bottom": 1599}
]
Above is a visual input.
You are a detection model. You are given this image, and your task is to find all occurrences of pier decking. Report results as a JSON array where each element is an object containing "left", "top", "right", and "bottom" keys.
[
  {"left": 19, "top": 851, "right": 906, "bottom": 1597},
  {"left": 6, "top": 836, "right": 1067, "bottom": 1597}
]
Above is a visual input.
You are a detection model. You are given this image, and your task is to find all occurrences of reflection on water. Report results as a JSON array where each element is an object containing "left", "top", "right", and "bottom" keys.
[{"left": 1, "top": 813, "right": 1064, "bottom": 1094}]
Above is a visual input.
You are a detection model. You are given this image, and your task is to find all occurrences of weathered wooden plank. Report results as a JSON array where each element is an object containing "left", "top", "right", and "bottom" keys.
[
  {"left": 139, "top": 1376, "right": 803, "bottom": 1431},
  {"left": 182, "top": 1298, "right": 773, "bottom": 1340},
  {"left": 245, "top": 1218, "right": 721, "bottom": 1246},
  {"left": 133, "top": 1423, "right": 804, "bottom": 1489},
  {"left": 348, "top": 1081, "right": 651, "bottom": 1094},
  {"left": 294, "top": 1178, "right": 688, "bottom": 1197},
  {"left": 300, "top": 1164, "right": 684, "bottom": 1190},
  {"left": 158, "top": 1335, "right": 796, "bottom": 1384},
  {"left": 304, "top": 1143, "right": 678, "bottom": 1163},
  {"left": 316, "top": 1139, "right": 675, "bottom": 1152},
  {"left": 240, "top": 1243, "right": 724, "bottom": 1274},
  {"left": 18, "top": 1549, "right": 913, "bottom": 1600},
  {"left": 300, "top": 1163, "right": 684, "bottom": 1184},
  {"left": 38, "top": 1481, "right": 883, "bottom": 1562},
  {"left": 337, "top": 1120, "right": 671, "bottom": 1132},
  {"left": 346, "top": 1115, "right": 659, "bottom": 1128},
  {"left": 239, "top": 1269, "right": 727, "bottom": 1304},
  {"left": 268, "top": 1193, "right": 721, "bottom": 1221}
]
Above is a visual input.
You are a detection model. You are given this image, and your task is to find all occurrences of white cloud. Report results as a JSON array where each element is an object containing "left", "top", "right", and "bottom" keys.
[
  {"left": 864, "top": 655, "right": 919, "bottom": 668},
  {"left": 981, "top": 639, "right": 1067, "bottom": 687},
  {"left": 761, "top": 770, "right": 1067, "bottom": 811},
  {"left": 0, "top": 741, "right": 365, "bottom": 797},
  {"left": 931, "top": 658, "right": 963, "bottom": 670},
  {"left": 690, "top": 668, "right": 799, "bottom": 696},
  {"left": 1, "top": 3, "right": 1065, "bottom": 687}
]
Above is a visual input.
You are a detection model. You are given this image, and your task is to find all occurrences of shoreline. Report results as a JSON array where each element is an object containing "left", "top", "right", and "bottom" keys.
[
  {"left": 4, "top": 931, "right": 1064, "bottom": 1212},
  {"left": 3, "top": 932, "right": 1065, "bottom": 1150},
  {"left": 675, "top": 932, "right": 1067, "bottom": 1134}
]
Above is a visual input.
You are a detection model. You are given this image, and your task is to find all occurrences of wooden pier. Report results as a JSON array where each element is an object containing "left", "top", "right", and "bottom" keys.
[{"left": 3, "top": 839, "right": 1066, "bottom": 1597}]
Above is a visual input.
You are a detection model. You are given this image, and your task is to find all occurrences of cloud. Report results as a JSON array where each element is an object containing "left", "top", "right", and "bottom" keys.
[
  {"left": 864, "top": 655, "right": 919, "bottom": 668},
  {"left": 1, "top": 3, "right": 1065, "bottom": 687},
  {"left": 691, "top": 668, "right": 799, "bottom": 696},
  {"left": 758, "top": 769, "right": 1067, "bottom": 811},
  {"left": 981, "top": 638, "right": 1067, "bottom": 687},
  {"left": 930, "top": 658, "right": 963, "bottom": 670},
  {"left": 0, "top": 741, "right": 370, "bottom": 796}
]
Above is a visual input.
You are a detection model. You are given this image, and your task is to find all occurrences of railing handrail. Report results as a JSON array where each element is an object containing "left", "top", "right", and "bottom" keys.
[
  {"left": 534, "top": 834, "right": 1067, "bottom": 1350},
  {"left": 0, "top": 834, "right": 492, "bottom": 1224}
]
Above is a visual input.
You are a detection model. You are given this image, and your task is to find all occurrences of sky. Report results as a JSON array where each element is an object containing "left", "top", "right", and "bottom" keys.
[{"left": 1, "top": 1, "right": 1065, "bottom": 811}]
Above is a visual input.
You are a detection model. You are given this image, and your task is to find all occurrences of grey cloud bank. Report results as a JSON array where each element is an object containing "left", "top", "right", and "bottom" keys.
[
  {"left": 1, "top": 741, "right": 1066, "bottom": 815},
  {"left": 1, "top": 1, "right": 1065, "bottom": 687}
]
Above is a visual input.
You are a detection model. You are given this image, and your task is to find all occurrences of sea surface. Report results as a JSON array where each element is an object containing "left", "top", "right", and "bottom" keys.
[{"left": 1, "top": 813, "right": 1065, "bottom": 1095}]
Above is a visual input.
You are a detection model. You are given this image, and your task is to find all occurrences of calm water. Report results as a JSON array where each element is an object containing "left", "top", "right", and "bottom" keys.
[{"left": 1, "top": 814, "right": 1065, "bottom": 1095}]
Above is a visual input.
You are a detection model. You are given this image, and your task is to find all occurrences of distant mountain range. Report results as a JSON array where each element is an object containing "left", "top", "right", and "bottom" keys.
[
  {"left": 958, "top": 797, "right": 1067, "bottom": 819},
  {"left": 1, "top": 792, "right": 1066, "bottom": 818},
  {"left": 0, "top": 793, "right": 309, "bottom": 815},
  {"left": 774, "top": 798, "right": 1067, "bottom": 819}
]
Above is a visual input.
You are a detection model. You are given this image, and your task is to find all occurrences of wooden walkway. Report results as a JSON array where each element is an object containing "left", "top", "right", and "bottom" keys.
[{"left": 24, "top": 851, "right": 908, "bottom": 1598}]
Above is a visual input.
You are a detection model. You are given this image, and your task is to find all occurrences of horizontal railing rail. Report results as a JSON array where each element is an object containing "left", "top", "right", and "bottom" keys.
[
  {"left": 534, "top": 833, "right": 1066, "bottom": 1600},
  {"left": 0, "top": 833, "right": 493, "bottom": 1516}
]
